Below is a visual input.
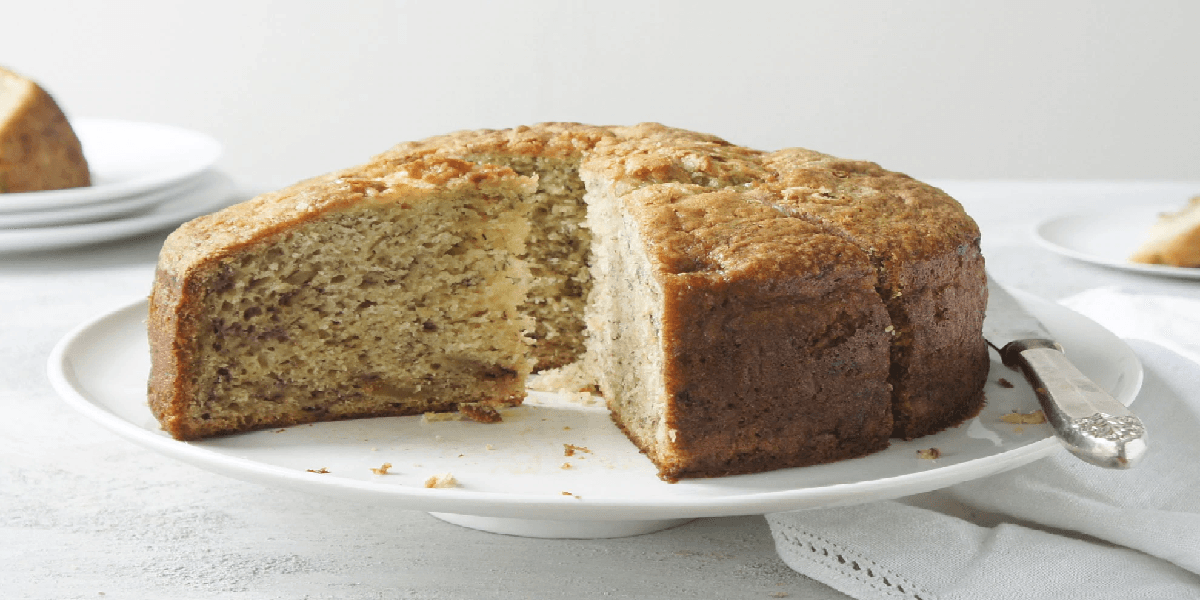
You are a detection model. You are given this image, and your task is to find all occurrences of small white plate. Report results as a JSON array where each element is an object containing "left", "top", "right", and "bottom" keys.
[
  {"left": 48, "top": 290, "right": 1142, "bottom": 538},
  {"left": 0, "top": 172, "right": 209, "bottom": 229},
  {"left": 0, "top": 119, "right": 222, "bottom": 214},
  {"left": 1035, "top": 206, "right": 1200, "bottom": 280},
  {"left": 0, "top": 170, "right": 237, "bottom": 253}
]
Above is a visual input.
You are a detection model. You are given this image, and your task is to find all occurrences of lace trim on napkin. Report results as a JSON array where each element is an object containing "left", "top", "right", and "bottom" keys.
[{"left": 770, "top": 520, "right": 933, "bottom": 600}]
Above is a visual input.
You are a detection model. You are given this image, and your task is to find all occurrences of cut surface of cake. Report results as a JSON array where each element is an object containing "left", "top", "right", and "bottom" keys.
[
  {"left": 149, "top": 158, "right": 536, "bottom": 439},
  {"left": 148, "top": 123, "right": 988, "bottom": 480},
  {"left": 1129, "top": 196, "right": 1200, "bottom": 268},
  {"left": 0, "top": 66, "right": 90, "bottom": 193}
]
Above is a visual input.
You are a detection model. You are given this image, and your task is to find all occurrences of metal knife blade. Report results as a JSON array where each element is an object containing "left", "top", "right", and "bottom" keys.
[{"left": 984, "top": 276, "right": 1147, "bottom": 469}]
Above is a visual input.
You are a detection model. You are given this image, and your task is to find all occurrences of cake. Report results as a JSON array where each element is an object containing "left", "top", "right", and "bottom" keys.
[
  {"left": 1129, "top": 196, "right": 1200, "bottom": 268},
  {"left": 148, "top": 123, "right": 988, "bottom": 481},
  {"left": 0, "top": 66, "right": 90, "bottom": 193}
]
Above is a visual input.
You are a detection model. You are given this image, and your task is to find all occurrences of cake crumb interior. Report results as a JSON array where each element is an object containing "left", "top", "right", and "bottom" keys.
[{"left": 187, "top": 179, "right": 535, "bottom": 435}]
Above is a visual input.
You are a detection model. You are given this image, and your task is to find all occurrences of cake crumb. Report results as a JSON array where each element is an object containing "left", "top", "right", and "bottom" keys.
[
  {"left": 564, "top": 443, "right": 591, "bottom": 457},
  {"left": 459, "top": 402, "right": 503, "bottom": 423},
  {"left": 527, "top": 363, "right": 599, "bottom": 396},
  {"left": 307, "top": 468, "right": 330, "bottom": 474},
  {"left": 485, "top": 444, "right": 496, "bottom": 451},
  {"left": 422, "top": 411, "right": 462, "bottom": 423},
  {"left": 370, "top": 462, "right": 393, "bottom": 475},
  {"left": 569, "top": 391, "right": 602, "bottom": 406},
  {"left": 1001, "top": 410, "right": 1046, "bottom": 424},
  {"left": 916, "top": 448, "right": 941, "bottom": 460},
  {"left": 424, "top": 472, "right": 457, "bottom": 488},
  {"left": 997, "top": 378, "right": 1015, "bottom": 388},
  {"left": 561, "top": 491, "right": 581, "bottom": 499},
  {"left": 561, "top": 462, "right": 572, "bottom": 469}
]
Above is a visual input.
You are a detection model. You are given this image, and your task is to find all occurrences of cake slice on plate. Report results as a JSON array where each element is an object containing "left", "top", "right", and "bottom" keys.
[
  {"left": 0, "top": 66, "right": 90, "bottom": 194},
  {"left": 1130, "top": 197, "right": 1200, "bottom": 268}
]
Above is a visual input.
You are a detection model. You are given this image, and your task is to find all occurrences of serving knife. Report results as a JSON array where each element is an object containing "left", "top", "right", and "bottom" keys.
[{"left": 983, "top": 277, "right": 1147, "bottom": 469}]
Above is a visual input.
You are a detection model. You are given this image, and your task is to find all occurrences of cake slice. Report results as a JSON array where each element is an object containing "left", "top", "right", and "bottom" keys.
[
  {"left": 148, "top": 157, "right": 537, "bottom": 439},
  {"left": 0, "top": 66, "right": 90, "bottom": 193},
  {"left": 1129, "top": 196, "right": 1200, "bottom": 268}
]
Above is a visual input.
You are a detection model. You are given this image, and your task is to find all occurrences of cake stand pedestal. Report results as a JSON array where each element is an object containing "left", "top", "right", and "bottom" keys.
[{"left": 428, "top": 513, "right": 694, "bottom": 539}]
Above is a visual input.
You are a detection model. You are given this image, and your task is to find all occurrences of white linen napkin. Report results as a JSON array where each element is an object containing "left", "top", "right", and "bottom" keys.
[{"left": 767, "top": 288, "right": 1200, "bottom": 598}]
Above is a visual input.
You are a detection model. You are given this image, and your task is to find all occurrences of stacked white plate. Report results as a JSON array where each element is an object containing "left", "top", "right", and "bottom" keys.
[{"left": 0, "top": 118, "right": 238, "bottom": 253}]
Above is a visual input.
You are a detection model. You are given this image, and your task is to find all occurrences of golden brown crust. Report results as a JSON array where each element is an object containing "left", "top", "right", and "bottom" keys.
[
  {"left": 0, "top": 66, "right": 90, "bottom": 193},
  {"left": 583, "top": 123, "right": 767, "bottom": 195},
  {"left": 759, "top": 148, "right": 988, "bottom": 438}
]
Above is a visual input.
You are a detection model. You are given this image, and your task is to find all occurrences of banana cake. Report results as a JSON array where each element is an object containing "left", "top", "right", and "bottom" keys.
[{"left": 148, "top": 123, "right": 987, "bottom": 480}]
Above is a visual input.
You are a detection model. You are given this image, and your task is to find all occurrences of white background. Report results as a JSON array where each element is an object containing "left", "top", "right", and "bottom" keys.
[{"left": 3, "top": 0, "right": 1197, "bottom": 190}]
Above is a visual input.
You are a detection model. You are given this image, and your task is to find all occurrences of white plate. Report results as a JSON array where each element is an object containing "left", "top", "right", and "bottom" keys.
[
  {"left": 0, "top": 172, "right": 209, "bottom": 229},
  {"left": 47, "top": 290, "right": 1142, "bottom": 538},
  {"left": 1035, "top": 206, "right": 1200, "bottom": 279},
  {"left": 0, "top": 170, "right": 237, "bottom": 253},
  {"left": 0, "top": 119, "right": 222, "bottom": 214}
]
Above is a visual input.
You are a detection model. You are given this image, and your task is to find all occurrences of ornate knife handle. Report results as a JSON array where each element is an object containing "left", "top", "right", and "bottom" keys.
[{"left": 1000, "top": 340, "right": 1148, "bottom": 469}]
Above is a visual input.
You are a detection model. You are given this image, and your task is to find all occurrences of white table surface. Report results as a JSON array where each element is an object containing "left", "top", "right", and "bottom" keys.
[{"left": 3, "top": 179, "right": 1198, "bottom": 599}]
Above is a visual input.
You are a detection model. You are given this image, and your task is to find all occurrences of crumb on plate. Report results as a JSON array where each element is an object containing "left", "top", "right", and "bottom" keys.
[
  {"left": 459, "top": 402, "right": 503, "bottom": 423},
  {"left": 422, "top": 412, "right": 461, "bottom": 423},
  {"left": 424, "top": 472, "right": 457, "bottom": 488},
  {"left": 1001, "top": 409, "right": 1046, "bottom": 425}
]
